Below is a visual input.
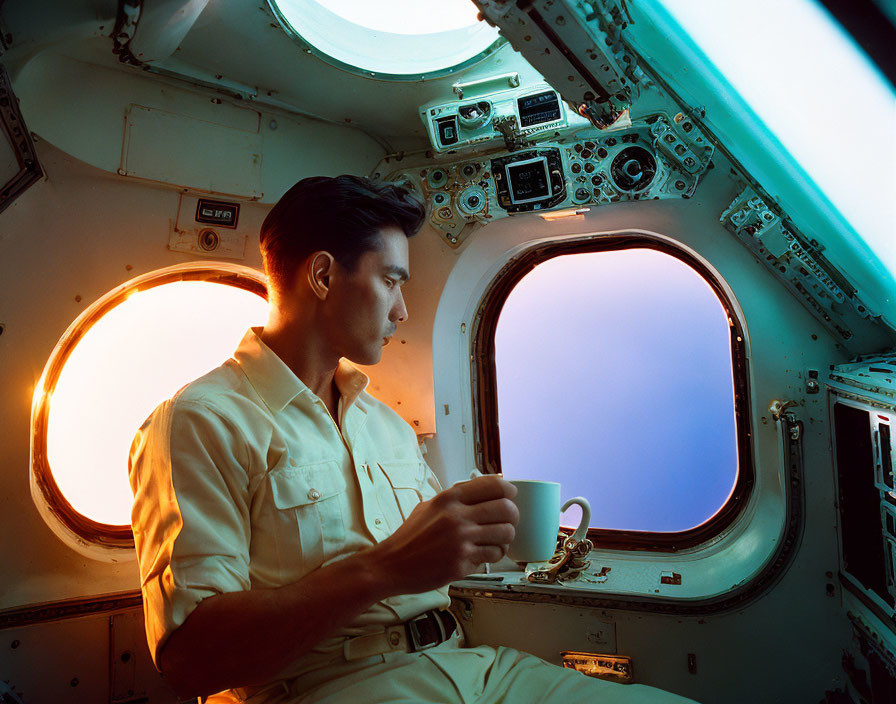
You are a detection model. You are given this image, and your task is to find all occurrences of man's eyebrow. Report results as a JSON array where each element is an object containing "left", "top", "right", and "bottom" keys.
[{"left": 385, "top": 265, "right": 410, "bottom": 282}]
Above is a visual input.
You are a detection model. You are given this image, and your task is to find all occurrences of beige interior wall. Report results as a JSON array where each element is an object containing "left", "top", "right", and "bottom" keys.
[{"left": 0, "top": 101, "right": 411, "bottom": 608}]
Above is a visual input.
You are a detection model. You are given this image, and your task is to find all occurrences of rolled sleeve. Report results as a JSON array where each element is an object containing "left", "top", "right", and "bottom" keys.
[{"left": 129, "top": 398, "right": 252, "bottom": 665}]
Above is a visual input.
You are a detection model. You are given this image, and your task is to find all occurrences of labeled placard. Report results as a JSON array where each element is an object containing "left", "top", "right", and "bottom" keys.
[{"left": 196, "top": 198, "right": 240, "bottom": 229}]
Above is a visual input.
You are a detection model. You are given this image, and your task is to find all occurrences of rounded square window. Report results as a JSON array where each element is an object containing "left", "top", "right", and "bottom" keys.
[{"left": 474, "top": 239, "right": 751, "bottom": 549}]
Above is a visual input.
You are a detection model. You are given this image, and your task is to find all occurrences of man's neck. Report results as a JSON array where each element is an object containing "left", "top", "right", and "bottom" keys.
[{"left": 259, "top": 321, "right": 341, "bottom": 420}]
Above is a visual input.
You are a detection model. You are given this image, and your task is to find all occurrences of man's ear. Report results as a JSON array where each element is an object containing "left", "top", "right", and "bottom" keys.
[{"left": 308, "top": 251, "right": 335, "bottom": 301}]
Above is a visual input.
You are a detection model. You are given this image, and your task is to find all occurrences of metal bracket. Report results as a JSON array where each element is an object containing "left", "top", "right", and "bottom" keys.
[
  {"left": 649, "top": 113, "right": 713, "bottom": 175},
  {"left": 527, "top": 533, "right": 594, "bottom": 584},
  {"left": 720, "top": 185, "right": 885, "bottom": 347},
  {"left": 0, "top": 65, "right": 43, "bottom": 215},
  {"left": 452, "top": 72, "right": 520, "bottom": 101},
  {"left": 111, "top": 0, "right": 143, "bottom": 66},
  {"left": 492, "top": 114, "right": 530, "bottom": 152}
]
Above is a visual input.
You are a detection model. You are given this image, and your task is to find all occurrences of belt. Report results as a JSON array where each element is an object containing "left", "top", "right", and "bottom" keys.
[{"left": 342, "top": 609, "right": 458, "bottom": 662}]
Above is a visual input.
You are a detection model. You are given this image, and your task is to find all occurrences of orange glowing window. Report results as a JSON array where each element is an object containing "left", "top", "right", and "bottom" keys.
[{"left": 30, "top": 263, "right": 268, "bottom": 557}]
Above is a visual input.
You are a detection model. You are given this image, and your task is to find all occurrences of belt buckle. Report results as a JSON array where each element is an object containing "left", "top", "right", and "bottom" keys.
[{"left": 405, "top": 611, "right": 446, "bottom": 652}]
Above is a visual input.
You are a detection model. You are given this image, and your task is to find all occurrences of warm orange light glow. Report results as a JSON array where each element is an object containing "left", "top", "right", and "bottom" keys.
[
  {"left": 45, "top": 281, "right": 269, "bottom": 525},
  {"left": 538, "top": 207, "right": 591, "bottom": 221}
]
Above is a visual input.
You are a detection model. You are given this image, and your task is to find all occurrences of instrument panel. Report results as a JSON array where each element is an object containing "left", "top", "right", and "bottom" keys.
[
  {"left": 420, "top": 82, "right": 590, "bottom": 154},
  {"left": 386, "top": 113, "right": 712, "bottom": 246}
]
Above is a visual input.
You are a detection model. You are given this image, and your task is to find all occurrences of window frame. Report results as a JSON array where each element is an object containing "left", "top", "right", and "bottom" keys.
[
  {"left": 30, "top": 262, "right": 267, "bottom": 559},
  {"left": 266, "top": 0, "right": 506, "bottom": 81},
  {"left": 470, "top": 234, "right": 754, "bottom": 551}
]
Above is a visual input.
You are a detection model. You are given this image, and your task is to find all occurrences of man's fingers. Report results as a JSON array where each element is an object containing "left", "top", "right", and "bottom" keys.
[
  {"left": 465, "top": 497, "right": 519, "bottom": 526},
  {"left": 472, "top": 522, "right": 516, "bottom": 546},
  {"left": 454, "top": 475, "right": 517, "bottom": 505},
  {"left": 472, "top": 544, "right": 507, "bottom": 565}
]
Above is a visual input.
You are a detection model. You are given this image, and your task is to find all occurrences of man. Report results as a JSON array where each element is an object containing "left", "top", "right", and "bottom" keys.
[{"left": 130, "top": 175, "right": 697, "bottom": 703}]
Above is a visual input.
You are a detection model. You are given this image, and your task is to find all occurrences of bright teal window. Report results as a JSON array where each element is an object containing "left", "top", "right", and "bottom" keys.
[{"left": 654, "top": 0, "right": 896, "bottom": 280}]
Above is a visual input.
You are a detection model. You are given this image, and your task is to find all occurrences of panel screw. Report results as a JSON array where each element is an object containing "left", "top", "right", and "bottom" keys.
[
  {"left": 10, "top": 639, "right": 19, "bottom": 648},
  {"left": 120, "top": 650, "right": 132, "bottom": 663}
]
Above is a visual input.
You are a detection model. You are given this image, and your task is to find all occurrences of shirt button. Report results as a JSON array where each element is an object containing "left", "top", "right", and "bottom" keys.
[
  {"left": 374, "top": 518, "right": 382, "bottom": 525},
  {"left": 289, "top": 458, "right": 297, "bottom": 467},
  {"left": 308, "top": 489, "right": 321, "bottom": 501}
]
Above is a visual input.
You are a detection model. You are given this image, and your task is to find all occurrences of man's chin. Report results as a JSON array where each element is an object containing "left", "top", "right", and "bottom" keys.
[{"left": 345, "top": 348, "right": 383, "bottom": 366}]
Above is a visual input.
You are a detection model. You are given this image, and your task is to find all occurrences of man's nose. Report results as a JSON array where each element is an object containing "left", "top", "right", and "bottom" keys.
[{"left": 393, "top": 290, "right": 408, "bottom": 323}]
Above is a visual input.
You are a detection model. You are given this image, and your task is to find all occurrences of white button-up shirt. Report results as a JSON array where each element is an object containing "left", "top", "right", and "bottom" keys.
[{"left": 129, "top": 327, "right": 449, "bottom": 677}]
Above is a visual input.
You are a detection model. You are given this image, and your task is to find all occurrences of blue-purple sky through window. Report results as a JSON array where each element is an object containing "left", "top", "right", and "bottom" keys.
[{"left": 494, "top": 248, "right": 738, "bottom": 532}]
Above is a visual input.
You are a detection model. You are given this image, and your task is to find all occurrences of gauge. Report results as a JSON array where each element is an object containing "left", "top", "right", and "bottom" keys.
[
  {"left": 426, "top": 169, "right": 449, "bottom": 189},
  {"left": 457, "top": 185, "right": 487, "bottom": 216},
  {"left": 610, "top": 146, "right": 657, "bottom": 192}
]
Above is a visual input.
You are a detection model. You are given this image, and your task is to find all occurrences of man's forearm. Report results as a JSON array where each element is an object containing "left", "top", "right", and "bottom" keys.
[{"left": 159, "top": 548, "right": 392, "bottom": 698}]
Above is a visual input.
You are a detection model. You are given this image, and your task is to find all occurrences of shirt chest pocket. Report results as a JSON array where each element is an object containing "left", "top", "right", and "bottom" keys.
[
  {"left": 269, "top": 459, "right": 346, "bottom": 574},
  {"left": 378, "top": 460, "right": 430, "bottom": 521}
]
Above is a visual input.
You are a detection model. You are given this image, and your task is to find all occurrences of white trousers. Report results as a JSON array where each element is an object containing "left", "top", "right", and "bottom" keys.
[{"left": 231, "top": 638, "right": 700, "bottom": 704}]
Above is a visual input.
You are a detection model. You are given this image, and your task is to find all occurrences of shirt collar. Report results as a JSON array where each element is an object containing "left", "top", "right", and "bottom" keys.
[
  {"left": 233, "top": 327, "right": 369, "bottom": 413},
  {"left": 335, "top": 359, "right": 370, "bottom": 411}
]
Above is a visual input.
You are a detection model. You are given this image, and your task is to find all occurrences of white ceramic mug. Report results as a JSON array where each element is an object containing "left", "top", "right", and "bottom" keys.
[{"left": 507, "top": 480, "right": 591, "bottom": 563}]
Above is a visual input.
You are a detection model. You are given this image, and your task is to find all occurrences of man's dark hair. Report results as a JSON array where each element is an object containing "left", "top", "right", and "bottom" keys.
[{"left": 259, "top": 175, "right": 425, "bottom": 295}]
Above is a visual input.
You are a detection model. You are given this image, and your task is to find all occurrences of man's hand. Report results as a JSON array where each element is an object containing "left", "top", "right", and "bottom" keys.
[
  {"left": 370, "top": 475, "right": 519, "bottom": 594},
  {"left": 155, "top": 476, "right": 518, "bottom": 698}
]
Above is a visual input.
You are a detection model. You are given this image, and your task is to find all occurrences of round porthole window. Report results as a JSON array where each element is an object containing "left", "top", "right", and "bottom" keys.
[
  {"left": 30, "top": 263, "right": 269, "bottom": 561},
  {"left": 268, "top": 0, "right": 504, "bottom": 79}
]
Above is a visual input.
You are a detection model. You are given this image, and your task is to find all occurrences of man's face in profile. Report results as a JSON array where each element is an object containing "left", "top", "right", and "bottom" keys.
[{"left": 324, "top": 225, "right": 410, "bottom": 366}]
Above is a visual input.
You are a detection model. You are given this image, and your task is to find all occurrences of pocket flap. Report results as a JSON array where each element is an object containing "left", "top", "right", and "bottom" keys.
[
  {"left": 378, "top": 460, "right": 425, "bottom": 490},
  {"left": 269, "top": 460, "right": 345, "bottom": 509}
]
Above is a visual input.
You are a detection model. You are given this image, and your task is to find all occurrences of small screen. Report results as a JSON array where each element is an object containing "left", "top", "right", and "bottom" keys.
[
  {"left": 506, "top": 158, "right": 550, "bottom": 203},
  {"left": 518, "top": 91, "right": 562, "bottom": 128},
  {"left": 437, "top": 117, "right": 458, "bottom": 146}
]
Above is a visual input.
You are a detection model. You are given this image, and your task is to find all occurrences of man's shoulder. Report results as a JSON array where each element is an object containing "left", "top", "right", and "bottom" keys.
[
  {"left": 357, "top": 389, "right": 402, "bottom": 420},
  {"left": 165, "top": 359, "right": 260, "bottom": 420}
]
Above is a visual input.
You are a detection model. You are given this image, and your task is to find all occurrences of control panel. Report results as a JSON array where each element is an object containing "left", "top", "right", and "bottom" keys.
[
  {"left": 382, "top": 113, "right": 712, "bottom": 246},
  {"left": 421, "top": 82, "right": 590, "bottom": 154},
  {"left": 492, "top": 149, "right": 566, "bottom": 213}
]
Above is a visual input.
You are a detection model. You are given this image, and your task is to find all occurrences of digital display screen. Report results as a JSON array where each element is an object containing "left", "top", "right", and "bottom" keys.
[
  {"left": 506, "top": 158, "right": 551, "bottom": 203},
  {"left": 518, "top": 91, "right": 561, "bottom": 128}
]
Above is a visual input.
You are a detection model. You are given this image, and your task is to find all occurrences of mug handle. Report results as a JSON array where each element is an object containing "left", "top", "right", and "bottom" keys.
[{"left": 561, "top": 497, "right": 591, "bottom": 542}]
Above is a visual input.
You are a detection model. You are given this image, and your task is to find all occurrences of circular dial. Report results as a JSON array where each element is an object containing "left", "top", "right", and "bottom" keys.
[
  {"left": 610, "top": 146, "right": 657, "bottom": 192},
  {"left": 457, "top": 186, "right": 487, "bottom": 216}
]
